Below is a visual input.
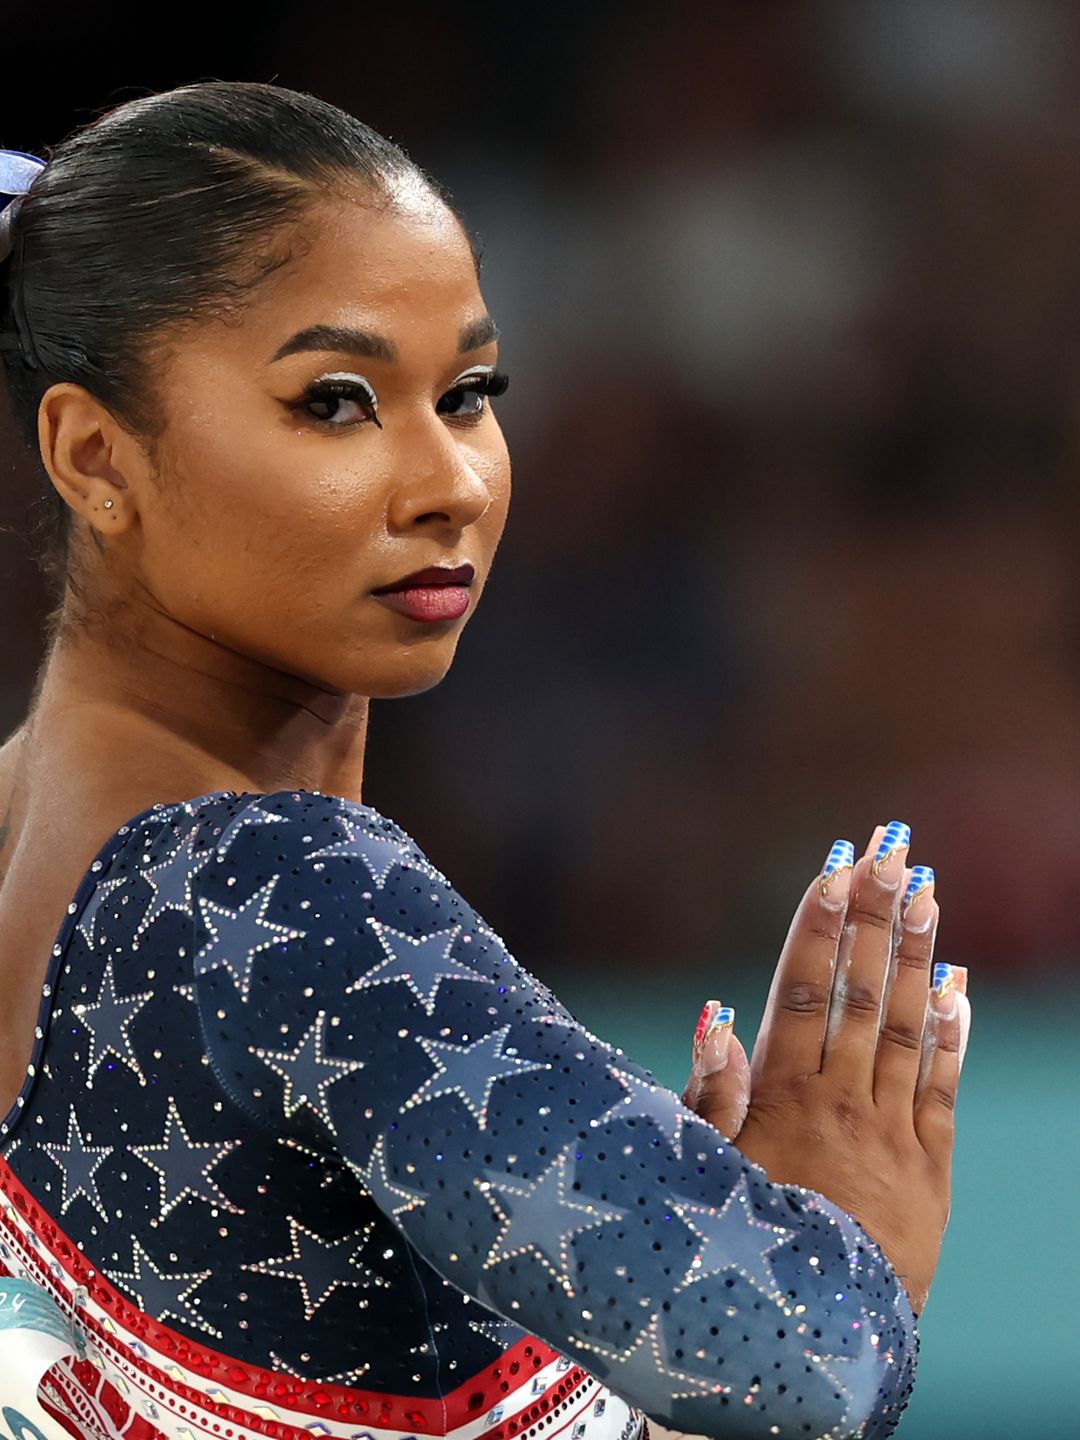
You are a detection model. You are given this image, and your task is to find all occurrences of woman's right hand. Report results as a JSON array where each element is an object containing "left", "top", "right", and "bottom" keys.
[{"left": 690, "top": 822, "right": 970, "bottom": 1317}]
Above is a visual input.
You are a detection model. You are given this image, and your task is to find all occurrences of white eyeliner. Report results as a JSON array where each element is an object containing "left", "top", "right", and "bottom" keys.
[
  {"left": 313, "top": 371, "right": 379, "bottom": 401},
  {"left": 450, "top": 364, "right": 495, "bottom": 386}
]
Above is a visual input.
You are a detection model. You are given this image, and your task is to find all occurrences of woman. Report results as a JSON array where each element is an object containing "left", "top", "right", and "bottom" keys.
[{"left": 0, "top": 83, "right": 967, "bottom": 1439}]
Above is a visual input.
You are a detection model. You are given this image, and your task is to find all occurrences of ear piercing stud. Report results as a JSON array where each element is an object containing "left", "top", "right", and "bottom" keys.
[{"left": 102, "top": 499, "right": 114, "bottom": 509}]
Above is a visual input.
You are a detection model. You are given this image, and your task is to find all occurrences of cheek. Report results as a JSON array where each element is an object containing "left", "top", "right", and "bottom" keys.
[
  {"left": 140, "top": 425, "right": 386, "bottom": 628},
  {"left": 474, "top": 432, "right": 512, "bottom": 529}
]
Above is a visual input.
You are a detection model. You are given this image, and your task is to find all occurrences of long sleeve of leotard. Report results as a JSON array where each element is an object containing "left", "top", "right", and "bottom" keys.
[{"left": 193, "top": 791, "right": 918, "bottom": 1439}]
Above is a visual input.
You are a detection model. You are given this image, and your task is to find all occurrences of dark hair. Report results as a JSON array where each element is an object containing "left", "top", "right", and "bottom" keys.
[{"left": 0, "top": 80, "right": 473, "bottom": 631}]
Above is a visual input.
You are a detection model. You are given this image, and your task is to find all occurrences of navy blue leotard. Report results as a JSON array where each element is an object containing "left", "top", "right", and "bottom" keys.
[{"left": 0, "top": 789, "right": 917, "bottom": 1438}]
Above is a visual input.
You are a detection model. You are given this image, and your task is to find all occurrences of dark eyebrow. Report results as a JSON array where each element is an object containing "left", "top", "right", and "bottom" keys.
[
  {"left": 457, "top": 314, "right": 500, "bottom": 352},
  {"left": 269, "top": 314, "right": 500, "bottom": 365}
]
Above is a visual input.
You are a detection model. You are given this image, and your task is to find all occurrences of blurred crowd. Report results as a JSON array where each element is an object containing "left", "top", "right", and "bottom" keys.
[{"left": 2, "top": 0, "right": 1078, "bottom": 981}]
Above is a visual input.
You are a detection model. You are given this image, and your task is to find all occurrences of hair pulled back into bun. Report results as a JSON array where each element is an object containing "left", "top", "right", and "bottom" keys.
[{"left": 0, "top": 81, "right": 471, "bottom": 618}]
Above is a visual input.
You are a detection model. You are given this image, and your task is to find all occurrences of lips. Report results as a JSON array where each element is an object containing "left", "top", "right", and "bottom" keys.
[{"left": 371, "top": 564, "right": 475, "bottom": 594}]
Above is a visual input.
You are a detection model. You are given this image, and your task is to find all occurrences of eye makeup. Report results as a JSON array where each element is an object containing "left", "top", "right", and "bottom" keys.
[
  {"left": 292, "top": 365, "right": 511, "bottom": 431},
  {"left": 296, "top": 371, "right": 382, "bottom": 429}
]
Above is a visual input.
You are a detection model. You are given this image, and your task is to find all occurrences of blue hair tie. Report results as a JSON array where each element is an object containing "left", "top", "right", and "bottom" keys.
[
  {"left": 0, "top": 148, "right": 46, "bottom": 262},
  {"left": 0, "top": 148, "right": 47, "bottom": 368}
]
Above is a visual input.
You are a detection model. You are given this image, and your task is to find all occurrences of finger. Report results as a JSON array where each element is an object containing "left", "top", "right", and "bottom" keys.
[
  {"left": 957, "top": 991, "right": 971, "bottom": 1073},
  {"left": 874, "top": 868, "right": 938, "bottom": 1109},
  {"left": 750, "top": 838, "right": 854, "bottom": 1089},
  {"left": 821, "top": 820, "right": 911, "bottom": 1086},
  {"left": 953, "top": 969, "right": 970, "bottom": 1072},
  {"left": 881, "top": 861, "right": 914, "bottom": 1016},
  {"left": 683, "top": 1004, "right": 750, "bottom": 1141},
  {"left": 914, "top": 963, "right": 964, "bottom": 1156}
]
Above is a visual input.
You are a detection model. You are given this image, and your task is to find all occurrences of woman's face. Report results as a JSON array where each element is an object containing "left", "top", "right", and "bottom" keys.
[{"left": 134, "top": 178, "right": 510, "bottom": 700}]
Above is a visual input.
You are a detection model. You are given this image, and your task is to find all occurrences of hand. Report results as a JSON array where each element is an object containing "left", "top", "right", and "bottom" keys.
[
  {"left": 679, "top": 832, "right": 896, "bottom": 1143},
  {"left": 683, "top": 826, "right": 970, "bottom": 1137},
  {"left": 682, "top": 822, "right": 971, "bottom": 1316}
]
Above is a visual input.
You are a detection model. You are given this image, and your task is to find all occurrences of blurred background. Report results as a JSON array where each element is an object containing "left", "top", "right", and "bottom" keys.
[{"left": 1, "top": 1, "right": 1077, "bottom": 1432}]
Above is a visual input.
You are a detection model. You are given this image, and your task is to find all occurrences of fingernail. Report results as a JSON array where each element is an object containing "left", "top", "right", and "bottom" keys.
[
  {"left": 901, "top": 865, "right": 935, "bottom": 930},
  {"left": 931, "top": 961, "right": 958, "bottom": 1016},
  {"left": 871, "top": 819, "right": 912, "bottom": 887},
  {"left": 693, "top": 1000, "right": 719, "bottom": 1059},
  {"left": 931, "top": 961, "right": 955, "bottom": 996},
  {"left": 695, "top": 1004, "right": 735, "bottom": 1072},
  {"left": 952, "top": 966, "right": 968, "bottom": 996},
  {"left": 819, "top": 838, "right": 855, "bottom": 907}
]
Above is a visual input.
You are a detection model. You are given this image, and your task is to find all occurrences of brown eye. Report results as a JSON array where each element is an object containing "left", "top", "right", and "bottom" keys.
[
  {"left": 437, "top": 370, "right": 511, "bottom": 422},
  {"left": 439, "top": 388, "right": 485, "bottom": 419},
  {"left": 299, "top": 376, "right": 380, "bottom": 429}
]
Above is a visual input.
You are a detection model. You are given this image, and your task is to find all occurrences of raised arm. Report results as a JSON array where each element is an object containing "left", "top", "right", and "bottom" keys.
[{"left": 194, "top": 792, "right": 920, "bottom": 1439}]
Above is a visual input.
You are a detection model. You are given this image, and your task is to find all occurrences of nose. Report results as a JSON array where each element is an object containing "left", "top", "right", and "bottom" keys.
[{"left": 387, "top": 416, "right": 494, "bottom": 532}]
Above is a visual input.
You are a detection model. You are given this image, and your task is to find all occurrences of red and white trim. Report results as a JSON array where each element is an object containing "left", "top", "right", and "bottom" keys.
[{"left": 0, "top": 1157, "right": 642, "bottom": 1440}]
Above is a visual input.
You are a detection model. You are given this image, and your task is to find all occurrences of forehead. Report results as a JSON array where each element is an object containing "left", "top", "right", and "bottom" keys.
[
  {"left": 169, "top": 180, "right": 485, "bottom": 377},
  {"left": 253, "top": 182, "right": 482, "bottom": 348}
]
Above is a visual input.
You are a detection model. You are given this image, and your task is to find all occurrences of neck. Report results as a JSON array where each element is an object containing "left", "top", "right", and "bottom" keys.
[{"left": 7, "top": 614, "right": 371, "bottom": 822}]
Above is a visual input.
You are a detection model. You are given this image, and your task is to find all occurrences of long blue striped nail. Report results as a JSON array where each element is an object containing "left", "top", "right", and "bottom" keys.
[
  {"left": 872, "top": 820, "right": 911, "bottom": 878},
  {"left": 931, "top": 961, "right": 955, "bottom": 997},
  {"left": 707, "top": 1005, "right": 736, "bottom": 1035},
  {"left": 822, "top": 839, "right": 855, "bottom": 879},
  {"left": 902, "top": 865, "right": 935, "bottom": 911},
  {"left": 820, "top": 839, "right": 855, "bottom": 901}
]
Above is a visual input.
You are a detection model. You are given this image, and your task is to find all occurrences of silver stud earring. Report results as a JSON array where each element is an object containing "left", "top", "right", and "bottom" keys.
[{"left": 102, "top": 499, "right": 114, "bottom": 509}]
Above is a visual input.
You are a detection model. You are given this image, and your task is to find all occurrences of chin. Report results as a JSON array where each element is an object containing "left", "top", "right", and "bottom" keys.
[{"left": 354, "top": 645, "right": 460, "bottom": 700}]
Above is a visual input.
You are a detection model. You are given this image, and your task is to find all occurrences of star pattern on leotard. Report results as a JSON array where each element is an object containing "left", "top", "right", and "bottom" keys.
[
  {"left": 467, "top": 1316, "right": 526, "bottom": 1348},
  {"left": 248, "top": 1010, "right": 365, "bottom": 1129},
  {"left": 111, "top": 1237, "right": 220, "bottom": 1338},
  {"left": 134, "top": 826, "right": 217, "bottom": 937},
  {"left": 805, "top": 1307, "right": 889, "bottom": 1435},
  {"left": 41, "top": 1106, "right": 114, "bottom": 1225},
  {"left": 269, "top": 1348, "right": 372, "bottom": 1385},
  {"left": 75, "top": 873, "right": 128, "bottom": 951},
  {"left": 346, "top": 917, "right": 487, "bottom": 1015},
  {"left": 571, "top": 1312, "right": 730, "bottom": 1403},
  {"left": 241, "top": 1214, "right": 386, "bottom": 1322},
  {"left": 306, "top": 805, "right": 453, "bottom": 890},
  {"left": 480, "top": 1144, "right": 626, "bottom": 1297},
  {"left": 305, "top": 810, "right": 416, "bottom": 889},
  {"left": 212, "top": 800, "right": 287, "bottom": 858},
  {"left": 130, "top": 1096, "right": 242, "bottom": 1222},
  {"left": 592, "top": 1065, "right": 695, "bottom": 1159},
  {"left": 670, "top": 1173, "right": 797, "bottom": 1297},
  {"left": 194, "top": 875, "right": 307, "bottom": 1002},
  {"left": 70, "top": 956, "right": 153, "bottom": 1086},
  {"left": 352, "top": 1133, "right": 427, "bottom": 1218},
  {"left": 407, "top": 1026, "right": 550, "bottom": 1129},
  {"left": 171, "top": 979, "right": 197, "bottom": 1005},
  {"left": 804, "top": 1190, "right": 869, "bottom": 1275},
  {"left": 1, "top": 788, "right": 917, "bottom": 1436}
]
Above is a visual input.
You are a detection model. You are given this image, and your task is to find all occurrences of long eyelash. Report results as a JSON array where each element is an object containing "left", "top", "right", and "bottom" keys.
[
  {"left": 295, "top": 369, "right": 510, "bottom": 430},
  {"left": 293, "top": 377, "right": 383, "bottom": 432},
  {"left": 301, "top": 378, "right": 376, "bottom": 407},
  {"left": 441, "top": 369, "right": 510, "bottom": 419},
  {"left": 461, "top": 368, "right": 510, "bottom": 398}
]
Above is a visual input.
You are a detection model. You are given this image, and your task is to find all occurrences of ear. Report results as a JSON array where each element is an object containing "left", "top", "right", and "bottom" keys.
[{"left": 36, "top": 382, "right": 150, "bottom": 538}]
